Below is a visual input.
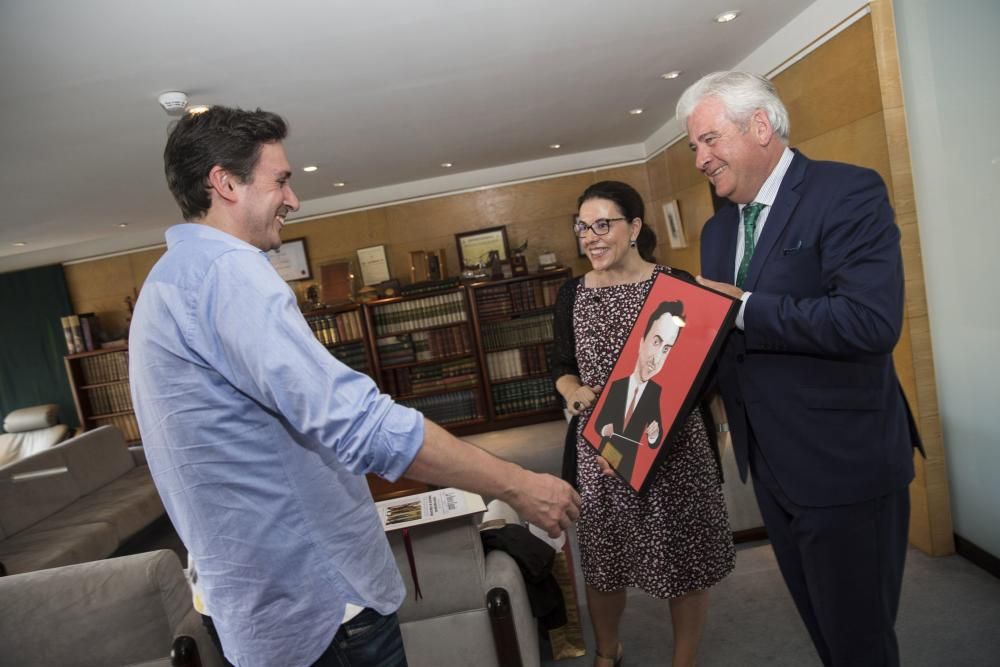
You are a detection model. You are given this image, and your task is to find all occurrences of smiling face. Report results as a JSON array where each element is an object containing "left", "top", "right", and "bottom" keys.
[
  {"left": 686, "top": 96, "right": 774, "bottom": 205},
  {"left": 233, "top": 142, "right": 300, "bottom": 251},
  {"left": 634, "top": 311, "right": 679, "bottom": 383},
  {"left": 577, "top": 197, "right": 641, "bottom": 272}
]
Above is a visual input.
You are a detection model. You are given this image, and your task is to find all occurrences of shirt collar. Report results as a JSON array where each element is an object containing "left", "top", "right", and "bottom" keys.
[
  {"left": 740, "top": 146, "right": 794, "bottom": 211},
  {"left": 165, "top": 222, "right": 264, "bottom": 254}
]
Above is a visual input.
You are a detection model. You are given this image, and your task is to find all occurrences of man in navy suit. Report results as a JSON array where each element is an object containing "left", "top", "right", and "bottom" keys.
[{"left": 675, "top": 72, "right": 921, "bottom": 667}]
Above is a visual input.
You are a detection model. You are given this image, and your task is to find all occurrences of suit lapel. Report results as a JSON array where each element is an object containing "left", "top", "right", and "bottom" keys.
[{"left": 743, "top": 151, "right": 808, "bottom": 290}]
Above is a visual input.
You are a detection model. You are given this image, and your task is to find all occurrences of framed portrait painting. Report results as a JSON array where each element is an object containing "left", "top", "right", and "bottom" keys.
[
  {"left": 580, "top": 271, "right": 738, "bottom": 493},
  {"left": 662, "top": 200, "right": 687, "bottom": 249}
]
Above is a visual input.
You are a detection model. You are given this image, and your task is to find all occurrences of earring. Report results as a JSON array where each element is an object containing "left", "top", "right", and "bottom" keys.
[{"left": 629, "top": 239, "right": 637, "bottom": 248}]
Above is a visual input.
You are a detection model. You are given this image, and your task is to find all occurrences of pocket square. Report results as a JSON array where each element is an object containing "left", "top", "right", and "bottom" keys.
[{"left": 782, "top": 240, "right": 803, "bottom": 255}]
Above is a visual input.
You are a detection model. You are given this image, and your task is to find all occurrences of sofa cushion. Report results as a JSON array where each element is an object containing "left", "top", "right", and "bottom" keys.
[
  {"left": 3, "top": 404, "right": 59, "bottom": 432},
  {"left": 61, "top": 425, "right": 134, "bottom": 495},
  {"left": 0, "top": 448, "right": 80, "bottom": 535},
  {"left": 35, "top": 466, "right": 163, "bottom": 542},
  {"left": 0, "top": 521, "right": 118, "bottom": 575},
  {"left": 0, "top": 424, "right": 71, "bottom": 467}
]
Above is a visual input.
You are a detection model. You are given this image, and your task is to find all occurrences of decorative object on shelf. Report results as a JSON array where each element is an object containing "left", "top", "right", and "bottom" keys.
[
  {"left": 488, "top": 250, "right": 503, "bottom": 280},
  {"left": 511, "top": 240, "right": 528, "bottom": 275},
  {"left": 357, "top": 244, "right": 391, "bottom": 286},
  {"left": 426, "top": 249, "right": 447, "bottom": 281},
  {"left": 266, "top": 237, "right": 312, "bottom": 281},
  {"left": 662, "top": 200, "right": 688, "bottom": 249},
  {"left": 455, "top": 226, "right": 510, "bottom": 270},
  {"left": 409, "top": 250, "right": 429, "bottom": 283},
  {"left": 357, "top": 286, "right": 378, "bottom": 302},
  {"left": 302, "top": 284, "right": 322, "bottom": 311},
  {"left": 320, "top": 260, "right": 355, "bottom": 305},
  {"left": 538, "top": 251, "right": 559, "bottom": 271},
  {"left": 376, "top": 279, "right": 403, "bottom": 298},
  {"left": 410, "top": 249, "right": 449, "bottom": 283}
]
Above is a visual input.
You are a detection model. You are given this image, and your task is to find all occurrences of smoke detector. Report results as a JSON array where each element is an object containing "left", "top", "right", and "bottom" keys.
[{"left": 158, "top": 91, "right": 189, "bottom": 116}]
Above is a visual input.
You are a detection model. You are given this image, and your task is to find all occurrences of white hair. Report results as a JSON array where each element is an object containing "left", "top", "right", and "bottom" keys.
[{"left": 675, "top": 71, "right": 790, "bottom": 142}]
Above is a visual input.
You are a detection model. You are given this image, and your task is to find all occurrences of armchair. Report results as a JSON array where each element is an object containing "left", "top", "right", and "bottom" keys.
[
  {"left": 0, "top": 404, "right": 70, "bottom": 468},
  {"left": 0, "top": 549, "right": 225, "bottom": 667}
]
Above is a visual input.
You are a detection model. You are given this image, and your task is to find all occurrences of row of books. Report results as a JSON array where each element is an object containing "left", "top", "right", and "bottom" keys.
[
  {"left": 329, "top": 341, "right": 370, "bottom": 375},
  {"left": 85, "top": 381, "right": 133, "bottom": 416},
  {"left": 474, "top": 277, "right": 564, "bottom": 320},
  {"left": 306, "top": 309, "right": 364, "bottom": 346},
  {"left": 480, "top": 314, "right": 554, "bottom": 351},
  {"left": 399, "top": 389, "right": 480, "bottom": 425},
  {"left": 380, "top": 358, "right": 479, "bottom": 396},
  {"left": 491, "top": 377, "right": 559, "bottom": 416},
  {"left": 486, "top": 343, "right": 552, "bottom": 381},
  {"left": 60, "top": 313, "right": 102, "bottom": 354},
  {"left": 93, "top": 412, "right": 141, "bottom": 443},
  {"left": 76, "top": 350, "right": 129, "bottom": 385},
  {"left": 372, "top": 291, "right": 468, "bottom": 335},
  {"left": 376, "top": 326, "right": 474, "bottom": 366}
]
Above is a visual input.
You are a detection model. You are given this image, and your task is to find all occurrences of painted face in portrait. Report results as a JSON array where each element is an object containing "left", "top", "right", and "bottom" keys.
[{"left": 635, "top": 311, "right": 679, "bottom": 383}]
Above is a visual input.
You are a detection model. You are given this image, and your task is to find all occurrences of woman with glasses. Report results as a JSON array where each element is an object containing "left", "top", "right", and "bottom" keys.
[{"left": 551, "top": 181, "right": 734, "bottom": 667}]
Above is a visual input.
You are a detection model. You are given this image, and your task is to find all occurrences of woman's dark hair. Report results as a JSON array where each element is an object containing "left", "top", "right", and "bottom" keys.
[
  {"left": 577, "top": 180, "right": 657, "bottom": 262},
  {"left": 642, "top": 300, "right": 685, "bottom": 340},
  {"left": 163, "top": 106, "right": 288, "bottom": 220}
]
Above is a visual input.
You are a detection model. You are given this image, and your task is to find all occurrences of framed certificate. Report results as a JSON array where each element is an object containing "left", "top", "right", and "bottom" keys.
[
  {"left": 356, "top": 244, "right": 391, "bottom": 286},
  {"left": 266, "top": 238, "right": 312, "bottom": 281},
  {"left": 455, "top": 226, "right": 510, "bottom": 269},
  {"left": 580, "top": 271, "right": 738, "bottom": 493}
]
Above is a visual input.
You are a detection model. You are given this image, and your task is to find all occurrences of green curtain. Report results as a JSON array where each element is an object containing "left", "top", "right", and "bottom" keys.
[{"left": 0, "top": 264, "right": 79, "bottom": 430}]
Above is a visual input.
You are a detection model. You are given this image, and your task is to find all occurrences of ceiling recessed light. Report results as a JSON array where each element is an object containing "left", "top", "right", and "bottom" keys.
[
  {"left": 549, "top": 143, "right": 561, "bottom": 149},
  {"left": 118, "top": 223, "right": 128, "bottom": 228},
  {"left": 440, "top": 162, "right": 453, "bottom": 168},
  {"left": 333, "top": 181, "right": 346, "bottom": 188},
  {"left": 629, "top": 108, "right": 644, "bottom": 115},
  {"left": 660, "top": 70, "right": 682, "bottom": 80},
  {"left": 187, "top": 105, "right": 210, "bottom": 115},
  {"left": 715, "top": 10, "right": 741, "bottom": 23},
  {"left": 12, "top": 242, "right": 26, "bottom": 247},
  {"left": 302, "top": 165, "right": 318, "bottom": 173}
]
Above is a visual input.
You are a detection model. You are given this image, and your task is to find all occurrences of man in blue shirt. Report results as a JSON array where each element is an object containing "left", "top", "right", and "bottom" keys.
[{"left": 129, "top": 106, "right": 580, "bottom": 667}]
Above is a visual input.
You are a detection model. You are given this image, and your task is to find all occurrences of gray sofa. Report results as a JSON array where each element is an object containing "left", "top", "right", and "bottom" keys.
[
  {"left": 0, "top": 549, "right": 225, "bottom": 667},
  {"left": 0, "top": 425, "right": 164, "bottom": 576}
]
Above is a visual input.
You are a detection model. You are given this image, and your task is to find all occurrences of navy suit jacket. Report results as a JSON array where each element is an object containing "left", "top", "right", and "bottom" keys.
[{"left": 701, "top": 150, "right": 920, "bottom": 507}]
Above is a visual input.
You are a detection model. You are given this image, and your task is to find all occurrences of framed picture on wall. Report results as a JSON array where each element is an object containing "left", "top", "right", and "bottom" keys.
[
  {"left": 455, "top": 226, "right": 510, "bottom": 269},
  {"left": 573, "top": 215, "right": 587, "bottom": 257},
  {"left": 266, "top": 238, "right": 312, "bottom": 282},
  {"left": 580, "top": 272, "right": 738, "bottom": 494},
  {"left": 662, "top": 200, "right": 687, "bottom": 249},
  {"left": 357, "top": 244, "right": 391, "bottom": 286}
]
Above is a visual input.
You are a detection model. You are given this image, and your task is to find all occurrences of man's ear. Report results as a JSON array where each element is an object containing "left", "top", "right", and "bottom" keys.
[
  {"left": 208, "top": 165, "right": 239, "bottom": 203},
  {"left": 752, "top": 109, "right": 775, "bottom": 146}
]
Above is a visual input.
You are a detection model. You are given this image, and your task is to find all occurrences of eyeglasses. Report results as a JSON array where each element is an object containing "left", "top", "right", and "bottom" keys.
[{"left": 573, "top": 217, "right": 627, "bottom": 237}]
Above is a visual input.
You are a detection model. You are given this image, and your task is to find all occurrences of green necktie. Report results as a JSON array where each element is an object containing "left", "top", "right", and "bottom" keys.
[{"left": 736, "top": 202, "right": 765, "bottom": 288}]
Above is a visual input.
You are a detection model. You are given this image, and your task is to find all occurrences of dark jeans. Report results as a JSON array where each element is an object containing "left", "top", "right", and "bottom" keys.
[{"left": 202, "top": 608, "right": 408, "bottom": 667}]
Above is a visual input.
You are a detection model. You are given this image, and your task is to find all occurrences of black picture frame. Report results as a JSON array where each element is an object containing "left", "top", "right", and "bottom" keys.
[
  {"left": 455, "top": 226, "right": 510, "bottom": 269},
  {"left": 580, "top": 272, "right": 738, "bottom": 494},
  {"left": 266, "top": 237, "right": 312, "bottom": 281},
  {"left": 573, "top": 215, "right": 587, "bottom": 257}
]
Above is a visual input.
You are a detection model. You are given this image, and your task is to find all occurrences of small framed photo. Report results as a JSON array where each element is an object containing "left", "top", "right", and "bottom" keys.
[
  {"left": 455, "top": 226, "right": 510, "bottom": 269},
  {"left": 662, "top": 200, "right": 687, "bottom": 249},
  {"left": 357, "top": 244, "right": 391, "bottom": 286},
  {"left": 267, "top": 237, "right": 312, "bottom": 281},
  {"left": 580, "top": 272, "right": 738, "bottom": 494}
]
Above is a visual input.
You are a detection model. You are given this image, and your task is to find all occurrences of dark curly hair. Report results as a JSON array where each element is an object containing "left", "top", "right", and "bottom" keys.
[{"left": 163, "top": 106, "right": 288, "bottom": 220}]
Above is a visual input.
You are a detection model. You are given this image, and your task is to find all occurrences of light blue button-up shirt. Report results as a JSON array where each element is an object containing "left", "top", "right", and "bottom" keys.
[{"left": 129, "top": 223, "right": 424, "bottom": 667}]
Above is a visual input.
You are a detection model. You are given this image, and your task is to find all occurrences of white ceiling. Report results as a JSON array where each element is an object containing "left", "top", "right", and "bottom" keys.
[{"left": 0, "top": 0, "right": 829, "bottom": 274}]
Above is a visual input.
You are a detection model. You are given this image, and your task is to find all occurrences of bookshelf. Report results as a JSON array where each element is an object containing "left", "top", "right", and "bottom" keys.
[
  {"left": 302, "top": 303, "right": 374, "bottom": 377},
  {"left": 64, "top": 346, "right": 140, "bottom": 445},
  {"left": 466, "top": 269, "right": 570, "bottom": 425},
  {"left": 363, "top": 287, "right": 487, "bottom": 431}
]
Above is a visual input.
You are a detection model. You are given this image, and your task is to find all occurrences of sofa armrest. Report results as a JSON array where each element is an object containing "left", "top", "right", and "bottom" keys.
[
  {"left": 485, "top": 549, "right": 540, "bottom": 667},
  {"left": 130, "top": 445, "right": 148, "bottom": 466}
]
